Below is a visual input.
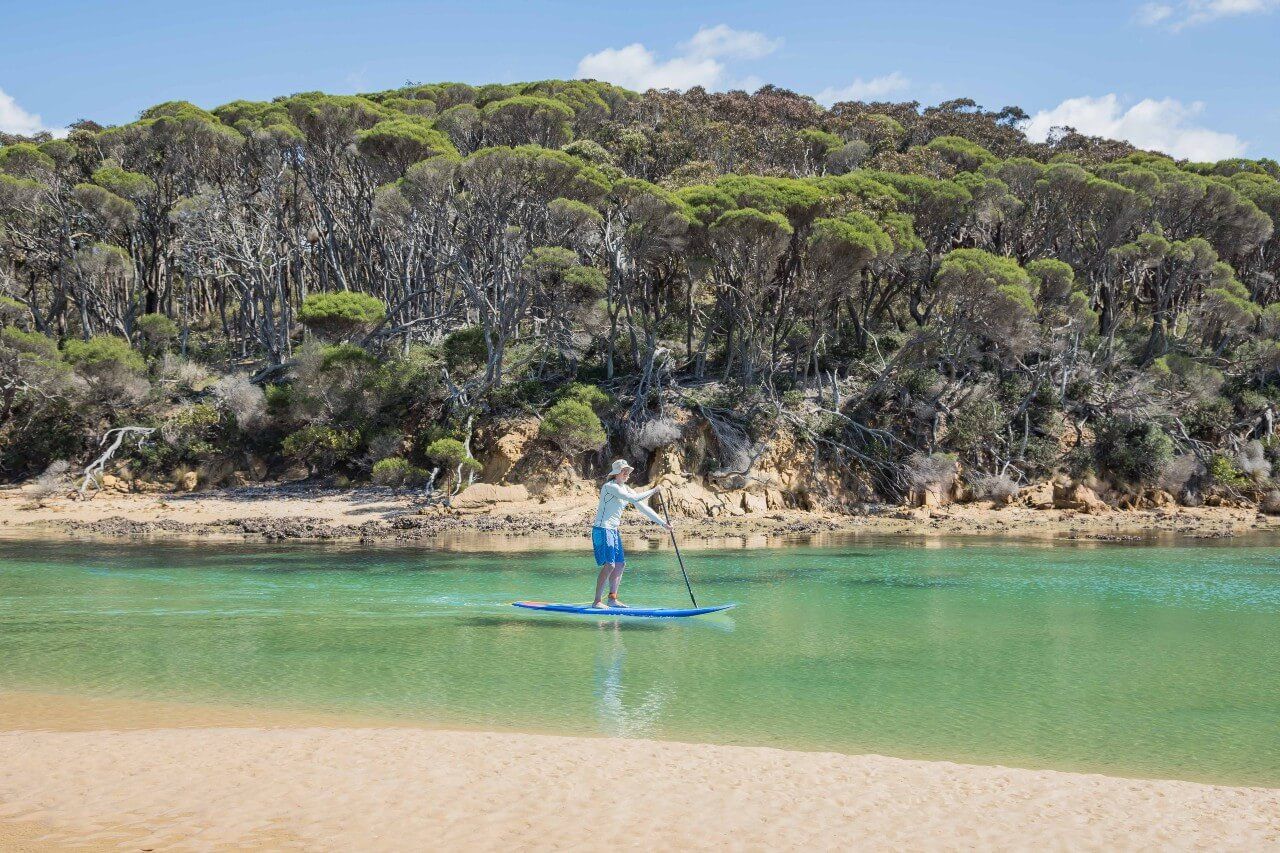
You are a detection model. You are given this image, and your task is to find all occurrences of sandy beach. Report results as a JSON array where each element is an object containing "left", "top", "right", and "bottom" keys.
[
  {"left": 2, "top": 484, "right": 1275, "bottom": 547},
  {"left": 0, "top": 692, "right": 1275, "bottom": 851}
]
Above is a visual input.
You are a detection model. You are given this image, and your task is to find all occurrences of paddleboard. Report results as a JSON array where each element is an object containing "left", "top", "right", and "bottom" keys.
[{"left": 513, "top": 601, "right": 735, "bottom": 618}]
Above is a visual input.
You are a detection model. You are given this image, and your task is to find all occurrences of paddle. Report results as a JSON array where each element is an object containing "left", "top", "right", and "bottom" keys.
[{"left": 661, "top": 489, "right": 698, "bottom": 608}]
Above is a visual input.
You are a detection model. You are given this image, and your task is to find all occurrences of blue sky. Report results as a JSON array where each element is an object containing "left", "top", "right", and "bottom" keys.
[{"left": 1, "top": 0, "right": 1277, "bottom": 159}]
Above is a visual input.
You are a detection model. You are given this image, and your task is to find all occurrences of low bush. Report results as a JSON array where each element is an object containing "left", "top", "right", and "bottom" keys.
[
  {"left": 905, "top": 452, "right": 958, "bottom": 490},
  {"left": 1206, "top": 453, "right": 1248, "bottom": 490},
  {"left": 539, "top": 399, "right": 605, "bottom": 453},
  {"left": 969, "top": 472, "right": 1018, "bottom": 502},
  {"left": 559, "top": 381, "right": 612, "bottom": 413},
  {"left": 1235, "top": 440, "right": 1271, "bottom": 481},
  {"left": 62, "top": 335, "right": 145, "bottom": 373},
  {"left": 211, "top": 374, "right": 267, "bottom": 428},
  {"left": 281, "top": 424, "right": 361, "bottom": 475},
  {"left": 135, "top": 313, "right": 178, "bottom": 354},
  {"left": 298, "top": 292, "right": 386, "bottom": 340},
  {"left": 442, "top": 326, "right": 488, "bottom": 372},
  {"left": 371, "top": 456, "right": 430, "bottom": 488},
  {"left": 1095, "top": 419, "right": 1173, "bottom": 486}
]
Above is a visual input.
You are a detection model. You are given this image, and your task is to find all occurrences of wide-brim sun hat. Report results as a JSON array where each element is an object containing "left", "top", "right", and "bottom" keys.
[{"left": 607, "top": 459, "right": 634, "bottom": 479}]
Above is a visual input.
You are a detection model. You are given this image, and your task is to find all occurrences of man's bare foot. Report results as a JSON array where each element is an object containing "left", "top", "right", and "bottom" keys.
[
  {"left": 606, "top": 598, "right": 628, "bottom": 608},
  {"left": 591, "top": 600, "right": 604, "bottom": 609}
]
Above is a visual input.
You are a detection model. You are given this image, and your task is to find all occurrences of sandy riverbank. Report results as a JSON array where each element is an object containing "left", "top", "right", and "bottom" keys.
[
  {"left": 0, "top": 692, "right": 1275, "bottom": 851},
  {"left": 2, "top": 484, "right": 1277, "bottom": 546}
]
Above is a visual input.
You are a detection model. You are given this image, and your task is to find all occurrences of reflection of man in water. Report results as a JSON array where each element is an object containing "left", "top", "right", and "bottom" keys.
[{"left": 592, "top": 622, "right": 669, "bottom": 738}]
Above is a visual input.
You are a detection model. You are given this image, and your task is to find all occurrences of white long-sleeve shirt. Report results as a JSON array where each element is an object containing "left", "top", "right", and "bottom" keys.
[{"left": 593, "top": 481, "right": 665, "bottom": 529}]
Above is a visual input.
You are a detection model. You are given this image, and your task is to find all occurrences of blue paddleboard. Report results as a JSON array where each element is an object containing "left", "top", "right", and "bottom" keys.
[{"left": 513, "top": 601, "right": 735, "bottom": 618}]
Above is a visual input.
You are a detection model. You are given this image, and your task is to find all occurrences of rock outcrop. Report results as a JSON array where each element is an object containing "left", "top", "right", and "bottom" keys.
[
  {"left": 1053, "top": 482, "right": 1109, "bottom": 514},
  {"left": 451, "top": 483, "right": 530, "bottom": 509}
]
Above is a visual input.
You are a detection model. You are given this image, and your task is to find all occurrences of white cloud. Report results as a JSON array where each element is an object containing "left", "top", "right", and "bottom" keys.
[
  {"left": 0, "top": 87, "right": 63, "bottom": 137},
  {"left": 1136, "top": 3, "right": 1175, "bottom": 24},
  {"left": 680, "top": 24, "right": 781, "bottom": 60},
  {"left": 814, "top": 72, "right": 911, "bottom": 106},
  {"left": 576, "top": 25, "right": 779, "bottom": 92},
  {"left": 1023, "top": 94, "right": 1247, "bottom": 161},
  {"left": 1136, "top": 0, "right": 1278, "bottom": 29}
]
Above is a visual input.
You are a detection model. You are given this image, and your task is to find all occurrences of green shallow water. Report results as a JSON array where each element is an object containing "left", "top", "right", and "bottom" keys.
[{"left": 1, "top": 536, "right": 1278, "bottom": 785}]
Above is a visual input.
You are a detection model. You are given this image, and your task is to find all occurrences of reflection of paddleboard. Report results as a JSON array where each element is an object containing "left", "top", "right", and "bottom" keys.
[{"left": 513, "top": 601, "right": 735, "bottom": 618}]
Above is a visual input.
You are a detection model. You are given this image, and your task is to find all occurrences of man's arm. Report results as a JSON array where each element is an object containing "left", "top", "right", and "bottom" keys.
[
  {"left": 627, "top": 485, "right": 659, "bottom": 502},
  {"left": 620, "top": 485, "right": 667, "bottom": 527}
]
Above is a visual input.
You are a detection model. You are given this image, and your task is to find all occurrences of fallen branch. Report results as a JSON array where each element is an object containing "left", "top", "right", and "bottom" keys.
[{"left": 79, "top": 427, "right": 155, "bottom": 497}]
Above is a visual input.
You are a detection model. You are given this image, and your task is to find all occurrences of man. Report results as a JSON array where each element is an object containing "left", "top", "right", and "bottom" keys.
[{"left": 590, "top": 459, "right": 671, "bottom": 608}]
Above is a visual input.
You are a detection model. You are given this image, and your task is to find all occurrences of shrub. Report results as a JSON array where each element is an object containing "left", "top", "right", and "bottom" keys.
[
  {"left": 487, "top": 378, "right": 547, "bottom": 410},
  {"left": 969, "top": 472, "right": 1018, "bottom": 502},
  {"left": 27, "top": 459, "right": 70, "bottom": 503},
  {"left": 363, "top": 432, "right": 405, "bottom": 468},
  {"left": 2, "top": 326, "right": 62, "bottom": 363},
  {"left": 0, "top": 296, "right": 27, "bottom": 326},
  {"left": 1185, "top": 397, "right": 1234, "bottom": 442},
  {"left": 442, "top": 326, "right": 487, "bottom": 372},
  {"left": 1235, "top": 440, "right": 1271, "bottom": 481},
  {"left": 62, "top": 334, "right": 145, "bottom": 373},
  {"left": 159, "top": 353, "right": 214, "bottom": 392},
  {"left": 1207, "top": 454, "right": 1248, "bottom": 489},
  {"left": 161, "top": 402, "right": 222, "bottom": 445},
  {"left": 281, "top": 425, "right": 361, "bottom": 474},
  {"left": 558, "top": 381, "right": 612, "bottom": 413},
  {"left": 906, "top": 452, "right": 958, "bottom": 491},
  {"left": 1095, "top": 419, "right": 1173, "bottom": 486},
  {"left": 12, "top": 416, "right": 83, "bottom": 477},
  {"left": 629, "top": 416, "right": 681, "bottom": 452},
  {"left": 264, "top": 383, "right": 294, "bottom": 419},
  {"left": 947, "top": 393, "right": 1005, "bottom": 452},
  {"left": 135, "top": 313, "right": 178, "bottom": 354},
  {"left": 539, "top": 399, "right": 606, "bottom": 453},
  {"left": 371, "top": 456, "right": 430, "bottom": 488},
  {"left": 211, "top": 374, "right": 267, "bottom": 428},
  {"left": 298, "top": 291, "right": 386, "bottom": 340},
  {"left": 319, "top": 342, "right": 377, "bottom": 370},
  {"left": 275, "top": 340, "right": 394, "bottom": 431}
]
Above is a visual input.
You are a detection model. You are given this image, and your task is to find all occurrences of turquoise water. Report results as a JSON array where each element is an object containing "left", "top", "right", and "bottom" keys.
[{"left": 1, "top": 536, "right": 1278, "bottom": 785}]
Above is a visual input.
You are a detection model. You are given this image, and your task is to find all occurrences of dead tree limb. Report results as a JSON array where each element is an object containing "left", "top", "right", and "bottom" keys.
[{"left": 79, "top": 427, "right": 155, "bottom": 497}]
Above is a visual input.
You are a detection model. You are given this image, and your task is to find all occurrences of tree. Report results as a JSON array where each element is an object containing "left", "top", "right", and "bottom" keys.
[
  {"left": 929, "top": 249, "right": 1036, "bottom": 363},
  {"left": 298, "top": 292, "right": 387, "bottom": 341}
]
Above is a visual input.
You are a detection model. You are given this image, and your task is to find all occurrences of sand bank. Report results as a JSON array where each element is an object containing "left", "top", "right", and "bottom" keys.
[{"left": 0, "top": 692, "right": 1275, "bottom": 851}]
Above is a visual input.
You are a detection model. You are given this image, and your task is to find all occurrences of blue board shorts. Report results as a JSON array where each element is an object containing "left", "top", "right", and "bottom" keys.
[{"left": 592, "top": 526, "right": 625, "bottom": 566}]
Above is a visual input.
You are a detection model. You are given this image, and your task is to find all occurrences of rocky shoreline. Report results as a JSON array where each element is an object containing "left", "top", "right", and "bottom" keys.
[{"left": 4, "top": 482, "right": 1275, "bottom": 546}]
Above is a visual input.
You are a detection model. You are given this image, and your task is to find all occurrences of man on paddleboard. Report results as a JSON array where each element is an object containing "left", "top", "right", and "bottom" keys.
[{"left": 591, "top": 459, "right": 671, "bottom": 608}]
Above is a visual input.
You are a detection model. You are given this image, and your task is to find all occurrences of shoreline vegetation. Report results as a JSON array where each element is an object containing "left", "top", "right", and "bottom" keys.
[
  {"left": 0, "top": 691, "right": 1276, "bottom": 850},
  {"left": 4, "top": 81, "right": 1280, "bottom": 530},
  {"left": 3, "top": 483, "right": 1277, "bottom": 545}
]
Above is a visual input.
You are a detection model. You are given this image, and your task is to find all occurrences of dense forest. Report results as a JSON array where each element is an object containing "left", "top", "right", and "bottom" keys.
[{"left": 2, "top": 79, "right": 1279, "bottom": 508}]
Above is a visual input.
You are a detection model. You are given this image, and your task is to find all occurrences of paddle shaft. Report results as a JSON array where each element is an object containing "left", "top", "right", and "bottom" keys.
[{"left": 661, "top": 490, "right": 698, "bottom": 607}]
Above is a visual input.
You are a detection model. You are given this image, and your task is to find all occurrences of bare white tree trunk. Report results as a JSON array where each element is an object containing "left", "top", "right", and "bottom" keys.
[{"left": 79, "top": 427, "right": 155, "bottom": 497}]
